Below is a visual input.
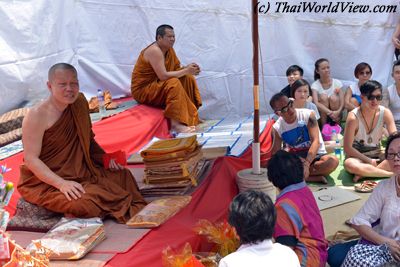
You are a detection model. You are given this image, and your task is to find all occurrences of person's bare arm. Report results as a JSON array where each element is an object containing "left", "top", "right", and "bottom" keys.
[
  {"left": 384, "top": 107, "right": 396, "bottom": 134},
  {"left": 305, "top": 112, "right": 319, "bottom": 164},
  {"left": 271, "top": 128, "right": 283, "bottom": 155},
  {"left": 344, "top": 86, "right": 355, "bottom": 111},
  {"left": 392, "top": 21, "right": 400, "bottom": 49},
  {"left": 22, "top": 108, "right": 85, "bottom": 201},
  {"left": 145, "top": 46, "right": 199, "bottom": 81}
]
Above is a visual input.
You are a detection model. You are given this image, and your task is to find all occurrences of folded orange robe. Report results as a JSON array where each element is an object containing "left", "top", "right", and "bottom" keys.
[
  {"left": 131, "top": 45, "right": 202, "bottom": 126},
  {"left": 18, "top": 94, "right": 146, "bottom": 223}
]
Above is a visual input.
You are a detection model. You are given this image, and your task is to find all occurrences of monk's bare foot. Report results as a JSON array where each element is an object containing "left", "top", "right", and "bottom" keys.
[
  {"left": 353, "top": 175, "right": 363, "bottom": 183},
  {"left": 306, "top": 175, "right": 328, "bottom": 184},
  {"left": 170, "top": 119, "right": 195, "bottom": 133}
]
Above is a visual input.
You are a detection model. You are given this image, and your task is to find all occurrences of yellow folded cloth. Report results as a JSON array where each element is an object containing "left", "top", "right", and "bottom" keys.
[{"left": 141, "top": 135, "right": 198, "bottom": 159}]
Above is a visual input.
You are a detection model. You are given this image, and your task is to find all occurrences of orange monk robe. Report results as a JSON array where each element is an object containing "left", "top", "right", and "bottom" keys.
[
  {"left": 18, "top": 94, "right": 146, "bottom": 223},
  {"left": 131, "top": 46, "right": 202, "bottom": 126}
]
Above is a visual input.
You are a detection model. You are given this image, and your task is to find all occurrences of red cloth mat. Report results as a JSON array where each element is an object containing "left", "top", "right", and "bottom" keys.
[
  {"left": 93, "top": 104, "right": 170, "bottom": 155},
  {"left": 105, "top": 120, "right": 274, "bottom": 267}
]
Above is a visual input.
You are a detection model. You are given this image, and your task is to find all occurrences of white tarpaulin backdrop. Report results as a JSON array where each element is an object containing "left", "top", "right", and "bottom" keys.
[{"left": 0, "top": 0, "right": 398, "bottom": 118}]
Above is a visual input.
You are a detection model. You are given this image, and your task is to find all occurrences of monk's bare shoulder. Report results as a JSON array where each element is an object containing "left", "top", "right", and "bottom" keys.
[
  {"left": 143, "top": 43, "right": 163, "bottom": 62},
  {"left": 22, "top": 102, "right": 49, "bottom": 135}
]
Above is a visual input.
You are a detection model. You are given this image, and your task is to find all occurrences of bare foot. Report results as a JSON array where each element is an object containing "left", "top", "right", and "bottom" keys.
[
  {"left": 306, "top": 175, "right": 328, "bottom": 184},
  {"left": 170, "top": 119, "right": 196, "bottom": 133},
  {"left": 353, "top": 175, "right": 363, "bottom": 183}
]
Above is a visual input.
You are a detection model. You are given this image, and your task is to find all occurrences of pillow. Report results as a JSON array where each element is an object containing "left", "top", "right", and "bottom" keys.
[
  {"left": 126, "top": 196, "right": 191, "bottom": 228},
  {"left": 7, "top": 198, "right": 62, "bottom": 232},
  {"left": 0, "top": 128, "right": 22, "bottom": 147},
  {"left": 0, "top": 108, "right": 28, "bottom": 134}
]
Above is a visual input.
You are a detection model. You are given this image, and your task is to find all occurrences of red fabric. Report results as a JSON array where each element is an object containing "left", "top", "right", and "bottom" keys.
[
  {"left": 105, "top": 120, "right": 274, "bottom": 267},
  {"left": 93, "top": 104, "right": 170, "bottom": 155}
]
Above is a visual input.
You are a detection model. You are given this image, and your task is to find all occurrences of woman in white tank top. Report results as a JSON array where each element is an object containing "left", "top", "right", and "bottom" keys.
[
  {"left": 343, "top": 80, "right": 396, "bottom": 183},
  {"left": 311, "top": 58, "right": 344, "bottom": 126}
]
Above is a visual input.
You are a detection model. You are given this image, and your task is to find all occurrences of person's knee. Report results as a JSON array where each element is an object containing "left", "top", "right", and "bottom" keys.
[
  {"left": 319, "top": 94, "right": 329, "bottom": 104},
  {"left": 326, "top": 155, "right": 339, "bottom": 171}
]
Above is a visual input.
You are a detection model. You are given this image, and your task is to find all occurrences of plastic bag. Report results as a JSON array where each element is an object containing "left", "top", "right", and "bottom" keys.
[
  {"left": 162, "top": 242, "right": 205, "bottom": 267},
  {"left": 194, "top": 219, "right": 239, "bottom": 257}
]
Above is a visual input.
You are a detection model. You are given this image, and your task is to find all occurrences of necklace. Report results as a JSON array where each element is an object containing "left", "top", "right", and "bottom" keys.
[{"left": 359, "top": 107, "right": 376, "bottom": 144}]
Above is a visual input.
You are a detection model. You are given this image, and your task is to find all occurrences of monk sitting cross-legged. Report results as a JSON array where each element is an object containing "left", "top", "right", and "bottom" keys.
[
  {"left": 131, "top": 24, "right": 202, "bottom": 134},
  {"left": 18, "top": 63, "right": 147, "bottom": 223}
]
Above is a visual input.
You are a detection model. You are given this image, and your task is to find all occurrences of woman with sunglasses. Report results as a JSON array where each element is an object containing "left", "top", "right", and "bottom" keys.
[
  {"left": 343, "top": 80, "right": 396, "bottom": 183},
  {"left": 344, "top": 62, "right": 372, "bottom": 112},
  {"left": 387, "top": 60, "right": 400, "bottom": 131},
  {"left": 311, "top": 58, "right": 344, "bottom": 125}
]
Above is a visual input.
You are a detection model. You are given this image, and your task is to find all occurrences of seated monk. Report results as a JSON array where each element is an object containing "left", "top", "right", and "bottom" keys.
[
  {"left": 18, "top": 63, "right": 146, "bottom": 223},
  {"left": 131, "top": 24, "right": 202, "bottom": 133}
]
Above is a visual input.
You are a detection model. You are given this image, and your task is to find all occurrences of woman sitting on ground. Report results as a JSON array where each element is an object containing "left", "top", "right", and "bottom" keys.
[
  {"left": 291, "top": 79, "right": 320, "bottom": 121},
  {"left": 343, "top": 80, "right": 396, "bottom": 183},
  {"left": 218, "top": 190, "right": 300, "bottom": 267},
  {"left": 344, "top": 62, "right": 373, "bottom": 112},
  {"left": 267, "top": 150, "right": 328, "bottom": 267},
  {"left": 386, "top": 60, "right": 400, "bottom": 131},
  {"left": 341, "top": 131, "right": 400, "bottom": 266},
  {"left": 311, "top": 58, "right": 344, "bottom": 125}
]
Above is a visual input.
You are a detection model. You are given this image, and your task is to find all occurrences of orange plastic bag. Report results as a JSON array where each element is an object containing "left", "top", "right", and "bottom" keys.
[
  {"left": 194, "top": 219, "right": 239, "bottom": 257},
  {"left": 162, "top": 242, "right": 205, "bottom": 267}
]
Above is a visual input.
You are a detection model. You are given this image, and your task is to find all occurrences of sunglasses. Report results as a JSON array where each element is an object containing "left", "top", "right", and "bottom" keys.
[
  {"left": 367, "top": 94, "right": 383, "bottom": 101},
  {"left": 275, "top": 100, "right": 293, "bottom": 114},
  {"left": 359, "top": 71, "right": 371, "bottom": 76},
  {"left": 387, "top": 152, "right": 400, "bottom": 160}
]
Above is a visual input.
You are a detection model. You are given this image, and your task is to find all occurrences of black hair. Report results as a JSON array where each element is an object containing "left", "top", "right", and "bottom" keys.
[
  {"left": 228, "top": 190, "right": 276, "bottom": 244},
  {"left": 392, "top": 59, "right": 400, "bottom": 73},
  {"left": 286, "top": 65, "right": 304, "bottom": 77},
  {"left": 359, "top": 80, "right": 382, "bottom": 96},
  {"left": 354, "top": 62, "right": 372, "bottom": 78},
  {"left": 156, "top": 24, "right": 174, "bottom": 40},
  {"left": 385, "top": 131, "right": 400, "bottom": 159},
  {"left": 314, "top": 58, "right": 329, "bottom": 81},
  {"left": 48, "top": 63, "right": 77, "bottom": 81},
  {"left": 267, "top": 150, "right": 304, "bottom": 190},
  {"left": 269, "top": 92, "right": 287, "bottom": 110},
  {"left": 290, "top": 78, "right": 312, "bottom": 98}
]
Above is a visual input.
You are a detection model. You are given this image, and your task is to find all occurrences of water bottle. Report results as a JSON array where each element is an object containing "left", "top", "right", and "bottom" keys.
[
  {"left": 97, "top": 89, "right": 106, "bottom": 117},
  {"left": 331, "top": 130, "right": 342, "bottom": 161}
]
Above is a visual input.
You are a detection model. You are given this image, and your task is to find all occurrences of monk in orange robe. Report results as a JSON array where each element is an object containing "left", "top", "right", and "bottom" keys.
[
  {"left": 18, "top": 63, "right": 146, "bottom": 223},
  {"left": 131, "top": 24, "right": 202, "bottom": 133}
]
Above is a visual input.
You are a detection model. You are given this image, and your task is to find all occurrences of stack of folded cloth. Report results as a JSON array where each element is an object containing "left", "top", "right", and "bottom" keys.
[{"left": 140, "top": 135, "right": 205, "bottom": 197}]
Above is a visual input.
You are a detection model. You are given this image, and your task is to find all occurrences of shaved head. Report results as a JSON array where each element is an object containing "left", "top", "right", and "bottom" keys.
[{"left": 48, "top": 63, "right": 77, "bottom": 81}]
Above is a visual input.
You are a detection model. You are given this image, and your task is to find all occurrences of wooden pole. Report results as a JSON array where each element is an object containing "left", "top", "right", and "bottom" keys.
[{"left": 252, "top": 0, "right": 260, "bottom": 174}]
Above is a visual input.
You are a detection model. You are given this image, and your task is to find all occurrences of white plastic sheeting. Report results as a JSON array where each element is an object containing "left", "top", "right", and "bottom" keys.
[{"left": 0, "top": 0, "right": 398, "bottom": 118}]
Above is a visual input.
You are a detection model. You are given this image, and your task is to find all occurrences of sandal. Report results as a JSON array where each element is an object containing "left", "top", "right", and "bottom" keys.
[{"left": 354, "top": 180, "right": 377, "bottom": 193}]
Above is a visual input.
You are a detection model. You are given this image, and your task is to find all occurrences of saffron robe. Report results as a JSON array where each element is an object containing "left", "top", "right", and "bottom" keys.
[
  {"left": 18, "top": 94, "right": 146, "bottom": 223},
  {"left": 131, "top": 45, "right": 202, "bottom": 126}
]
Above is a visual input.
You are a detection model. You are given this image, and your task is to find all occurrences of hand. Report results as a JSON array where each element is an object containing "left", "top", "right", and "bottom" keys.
[
  {"left": 387, "top": 239, "right": 400, "bottom": 262},
  {"left": 186, "top": 63, "right": 200, "bottom": 76},
  {"left": 108, "top": 158, "right": 124, "bottom": 171},
  {"left": 329, "top": 110, "right": 341, "bottom": 122},
  {"left": 393, "top": 37, "right": 400, "bottom": 49},
  {"left": 58, "top": 180, "right": 85, "bottom": 201},
  {"left": 370, "top": 158, "right": 378, "bottom": 167}
]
